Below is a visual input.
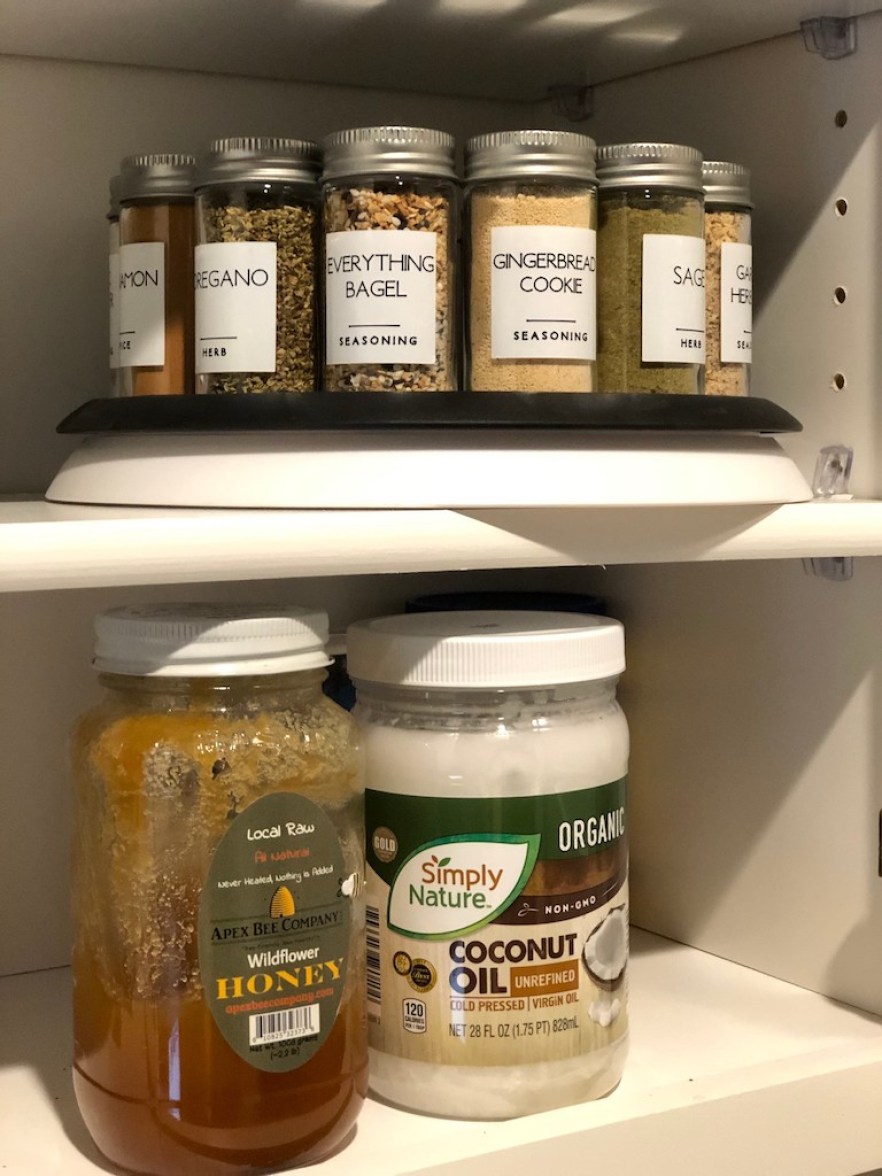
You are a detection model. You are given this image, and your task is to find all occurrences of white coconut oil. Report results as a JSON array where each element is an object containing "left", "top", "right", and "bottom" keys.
[{"left": 346, "top": 611, "right": 630, "bottom": 1120}]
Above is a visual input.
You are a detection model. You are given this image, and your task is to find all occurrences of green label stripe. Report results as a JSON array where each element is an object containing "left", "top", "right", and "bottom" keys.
[{"left": 366, "top": 778, "right": 626, "bottom": 888}]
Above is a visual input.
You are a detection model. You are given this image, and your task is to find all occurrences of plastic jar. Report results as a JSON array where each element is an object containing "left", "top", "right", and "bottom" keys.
[
  {"left": 71, "top": 604, "right": 367, "bottom": 1175},
  {"left": 596, "top": 143, "right": 705, "bottom": 394},
  {"left": 322, "top": 125, "right": 458, "bottom": 391},
  {"left": 118, "top": 153, "right": 196, "bottom": 395},
  {"left": 465, "top": 130, "right": 598, "bottom": 392},
  {"left": 347, "top": 610, "right": 629, "bottom": 1120},
  {"left": 195, "top": 137, "right": 322, "bottom": 394},
  {"left": 703, "top": 161, "right": 752, "bottom": 396}
]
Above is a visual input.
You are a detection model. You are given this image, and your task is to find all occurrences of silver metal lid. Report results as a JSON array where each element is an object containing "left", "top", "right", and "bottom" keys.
[
  {"left": 596, "top": 143, "right": 703, "bottom": 192},
  {"left": 196, "top": 136, "right": 321, "bottom": 189},
  {"left": 107, "top": 174, "right": 121, "bottom": 220},
  {"left": 119, "top": 153, "right": 197, "bottom": 202},
  {"left": 465, "top": 129, "right": 596, "bottom": 183},
  {"left": 322, "top": 126, "right": 456, "bottom": 181},
  {"left": 702, "top": 160, "right": 752, "bottom": 208}
]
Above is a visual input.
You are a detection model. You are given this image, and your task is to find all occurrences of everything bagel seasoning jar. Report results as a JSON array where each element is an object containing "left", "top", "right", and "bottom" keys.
[
  {"left": 71, "top": 604, "right": 366, "bottom": 1174},
  {"left": 347, "top": 610, "right": 629, "bottom": 1119}
]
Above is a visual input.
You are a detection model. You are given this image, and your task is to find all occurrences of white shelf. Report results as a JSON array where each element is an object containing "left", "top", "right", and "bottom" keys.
[
  {"left": 3, "top": 930, "right": 882, "bottom": 1176},
  {"left": 2, "top": 497, "right": 880, "bottom": 592},
  {"left": 1, "top": 0, "right": 873, "bottom": 100}
]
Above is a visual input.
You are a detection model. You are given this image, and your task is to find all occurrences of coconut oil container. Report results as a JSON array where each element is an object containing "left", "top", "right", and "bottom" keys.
[
  {"left": 348, "top": 610, "right": 629, "bottom": 1120},
  {"left": 596, "top": 143, "right": 705, "bottom": 394},
  {"left": 71, "top": 604, "right": 367, "bottom": 1175}
]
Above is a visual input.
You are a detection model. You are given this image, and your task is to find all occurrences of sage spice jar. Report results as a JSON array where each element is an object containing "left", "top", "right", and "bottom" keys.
[
  {"left": 71, "top": 604, "right": 367, "bottom": 1175},
  {"left": 596, "top": 143, "right": 705, "bottom": 394},
  {"left": 703, "top": 161, "right": 752, "bottom": 396},
  {"left": 465, "top": 130, "right": 598, "bottom": 392},
  {"left": 118, "top": 153, "right": 197, "bottom": 395},
  {"left": 195, "top": 137, "right": 321, "bottom": 393},
  {"left": 322, "top": 126, "right": 458, "bottom": 391}
]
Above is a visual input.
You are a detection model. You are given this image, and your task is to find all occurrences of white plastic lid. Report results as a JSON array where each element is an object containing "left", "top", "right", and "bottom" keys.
[
  {"left": 94, "top": 603, "right": 331, "bottom": 677},
  {"left": 346, "top": 610, "right": 624, "bottom": 689}
]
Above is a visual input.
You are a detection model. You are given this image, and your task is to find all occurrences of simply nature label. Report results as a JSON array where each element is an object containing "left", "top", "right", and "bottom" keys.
[{"left": 388, "top": 834, "right": 540, "bottom": 939}]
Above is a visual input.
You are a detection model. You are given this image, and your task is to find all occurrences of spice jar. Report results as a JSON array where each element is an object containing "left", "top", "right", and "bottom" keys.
[
  {"left": 703, "top": 161, "right": 752, "bottom": 396},
  {"left": 322, "top": 126, "right": 458, "bottom": 391},
  {"left": 465, "top": 130, "right": 597, "bottom": 392},
  {"left": 596, "top": 143, "right": 705, "bottom": 394},
  {"left": 118, "top": 153, "right": 196, "bottom": 395},
  {"left": 348, "top": 610, "right": 629, "bottom": 1120},
  {"left": 107, "top": 174, "right": 124, "bottom": 397},
  {"left": 71, "top": 604, "right": 367, "bottom": 1175},
  {"left": 195, "top": 137, "right": 321, "bottom": 393}
]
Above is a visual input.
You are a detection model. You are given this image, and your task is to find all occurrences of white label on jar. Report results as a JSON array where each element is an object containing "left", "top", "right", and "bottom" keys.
[
  {"left": 194, "top": 242, "right": 278, "bottom": 373},
  {"left": 365, "top": 780, "right": 628, "bottom": 1069},
  {"left": 325, "top": 230, "right": 437, "bottom": 365},
  {"left": 720, "top": 242, "right": 752, "bottom": 363},
  {"left": 490, "top": 226, "right": 596, "bottom": 360},
  {"left": 641, "top": 234, "right": 706, "bottom": 363},
  {"left": 109, "top": 249, "right": 120, "bottom": 369},
  {"left": 118, "top": 242, "right": 165, "bottom": 367}
]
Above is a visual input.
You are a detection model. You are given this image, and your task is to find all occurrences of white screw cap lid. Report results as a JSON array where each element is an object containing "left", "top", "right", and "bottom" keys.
[
  {"left": 346, "top": 610, "right": 624, "bottom": 689},
  {"left": 94, "top": 603, "right": 331, "bottom": 677}
]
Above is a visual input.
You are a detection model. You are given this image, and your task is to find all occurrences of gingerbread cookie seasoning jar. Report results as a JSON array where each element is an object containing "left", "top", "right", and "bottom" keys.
[
  {"left": 465, "top": 130, "right": 598, "bottom": 392},
  {"left": 348, "top": 610, "right": 629, "bottom": 1120},
  {"left": 596, "top": 143, "right": 705, "bottom": 394},
  {"left": 322, "top": 126, "right": 458, "bottom": 391},
  {"left": 118, "top": 153, "right": 197, "bottom": 395},
  {"left": 703, "top": 161, "right": 752, "bottom": 396},
  {"left": 195, "top": 137, "right": 321, "bottom": 393},
  {"left": 71, "top": 604, "right": 367, "bottom": 1175}
]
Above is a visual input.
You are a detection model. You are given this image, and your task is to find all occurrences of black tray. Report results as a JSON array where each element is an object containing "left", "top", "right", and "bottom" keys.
[{"left": 57, "top": 392, "right": 802, "bottom": 435}]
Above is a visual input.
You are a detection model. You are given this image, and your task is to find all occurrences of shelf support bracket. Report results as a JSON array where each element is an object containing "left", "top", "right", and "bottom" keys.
[
  {"left": 803, "top": 443, "right": 855, "bottom": 581},
  {"left": 547, "top": 83, "right": 593, "bottom": 122},
  {"left": 801, "top": 16, "right": 857, "bottom": 60}
]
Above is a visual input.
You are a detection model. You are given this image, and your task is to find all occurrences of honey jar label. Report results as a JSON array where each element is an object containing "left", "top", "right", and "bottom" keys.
[
  {"left": 198, "top": 792, "right": 352, "bottom": 1072},
  {"left": 365, "top": 780, "right": 628, "bottom": 1067}
]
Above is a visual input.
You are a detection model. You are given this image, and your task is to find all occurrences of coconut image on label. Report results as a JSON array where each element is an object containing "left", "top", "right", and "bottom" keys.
[{"left": 582, "top": 905, "right": 628, "bottom": 1027}]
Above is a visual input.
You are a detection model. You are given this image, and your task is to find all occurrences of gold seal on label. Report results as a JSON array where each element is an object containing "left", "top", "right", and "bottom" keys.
[
  {"left": 393, "top": 951, "right": 412, "bottom": 976},
  {"left": 408, "top": 960, "right": 437, "bottom": 993},
  {"left": 372, "top": 826, "right": 398, "bottom": 863}
]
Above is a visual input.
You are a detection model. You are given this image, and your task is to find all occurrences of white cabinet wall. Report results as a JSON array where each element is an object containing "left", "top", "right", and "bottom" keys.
[{"left": 3, "top": 6, "right": 882, "bottom": 1173}]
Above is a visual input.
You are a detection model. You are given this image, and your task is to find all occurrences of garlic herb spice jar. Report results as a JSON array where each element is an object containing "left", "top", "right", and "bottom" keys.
[
  {"left": 71, "top": 604, "right": 367, "bottom": 1175},
  {"left": 596, "top": 143, "right": 705, "bottom": 394},
  {"left": 195, "top": 137, "right": 321, "bottom": 393},
  {"left": 118, "top": 153, "right": 196, "bottom": 395},
  {"left": 322, "top": 126, "right": 458, "bottom": 391},
  {"left": 466, "top": 130, "right": 597, "bottom": 392},
  {"left": 703, "top": 161, "right": 752, "bottom": 396},
  {"left": 348, "top": 610, "right": 629, "bottom": 1120}
]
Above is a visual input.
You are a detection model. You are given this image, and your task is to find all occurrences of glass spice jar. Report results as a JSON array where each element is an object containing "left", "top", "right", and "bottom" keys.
[
  {"left": 107, "top": 174, "right": 124, "bottom": 398},
  {"left": 322, "top": 125, "right": 458, "bottom": 391},
  {"left": 118, "top": 153, "right": 197, "bottom": 395},
  {"left": 703, "top": 161, "right": 752, "bottom": 396},
  {"left": 71, "top": 604, "right": 367, "bottom": 1176},
  {"left": 596, "top": 143, "right": 705, "bottom": 394},
  {"left": 348, "top": 610, "right": 629, "bottom": 1120},
  {"left": 195, "top": 137, "right": 321, "bottom": 394},
  {"left": 465, "top": 129, "right": 598, "bottom": 392}
]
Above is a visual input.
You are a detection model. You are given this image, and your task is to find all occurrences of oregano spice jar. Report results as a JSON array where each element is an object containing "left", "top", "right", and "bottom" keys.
[
  {"left": 195, "top": 137, "right": 321, "bottom": 393},
  {"left": 118, "top": 153, "right": 197, "bottom": 395},
  {"left": 322, "top": 126, "right": 458, "bottom": 391},
  {"left": 465, "top": 130, "right": 598, "bottom": 392},
  {"left": 71, "top": 604, "right": 367, "bottom": 1175},
  {"left": 349, "top": 610, "right": 629, "bottom": 1120},
  {"left": 703, "top": 161, "right": 752, "bottom": 396},
  {"left": 596, "top": 143, "right": 705, "bottom": 394}
]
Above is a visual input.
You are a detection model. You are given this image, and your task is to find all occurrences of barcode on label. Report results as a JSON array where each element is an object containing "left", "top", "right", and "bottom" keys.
[
  {"left": 367, "top": 904, "right": 381, "bottom": 1004},
  {"left": 248, "top": 1004, "right": 320, "bottom": 1047}
]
